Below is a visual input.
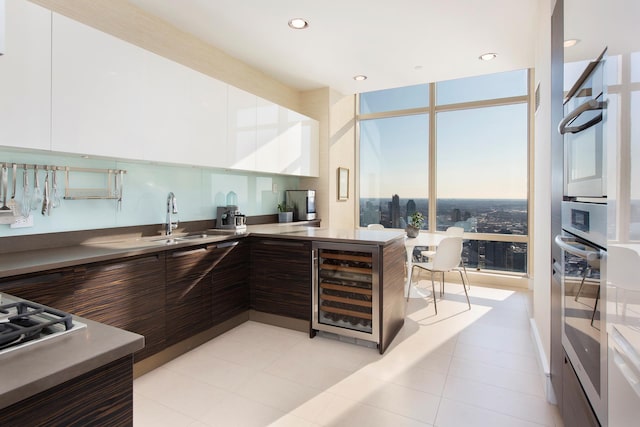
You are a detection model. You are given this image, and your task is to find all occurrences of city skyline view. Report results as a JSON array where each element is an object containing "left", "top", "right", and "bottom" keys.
[{"left": 360, "top": 196, "right": 528, "bottom": 273}]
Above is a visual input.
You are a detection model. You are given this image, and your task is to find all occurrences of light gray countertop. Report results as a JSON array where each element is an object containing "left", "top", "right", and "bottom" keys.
[
  {"left": 0, "top": 294, "right": 144, "bottom": 410},
  {"left": 0, "top": 223, "right": 405, "bottom": 279}
]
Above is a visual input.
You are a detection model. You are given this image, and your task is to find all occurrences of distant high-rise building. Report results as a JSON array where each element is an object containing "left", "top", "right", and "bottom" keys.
[
  {"left": 391, "top": 194, "right": 401, "bottom": 228},
  {"left": 451, "top": 208, "right": 461, "bottom": 222}
]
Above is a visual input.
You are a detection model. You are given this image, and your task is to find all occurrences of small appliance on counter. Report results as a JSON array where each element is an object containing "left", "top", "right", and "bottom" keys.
[
  {"left": 216, "top": 205, "right": 246, "bottom": 230},
  {"left": 285, "top": 190, "right": 316, "bottom": 221}
]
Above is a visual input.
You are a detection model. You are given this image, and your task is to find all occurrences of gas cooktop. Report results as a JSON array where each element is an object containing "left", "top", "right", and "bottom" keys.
[{"left": 0, "top": 295, "right": 86, "bottom": 356}]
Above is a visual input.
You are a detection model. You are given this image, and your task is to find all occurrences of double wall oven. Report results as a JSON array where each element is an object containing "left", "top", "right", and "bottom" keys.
[{"left": 554, "top": 48, "right": 608, "bottom": 424}]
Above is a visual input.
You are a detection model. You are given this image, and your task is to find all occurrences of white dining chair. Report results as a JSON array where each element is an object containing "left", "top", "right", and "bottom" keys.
[
  {"left": 421, "top": 226, "right": 470, "bottom": 289},
  {"left": 367, "top": 224, "right": 384, "bottom": 230},
  {"left": 407, "top": 236, "right": 471, "bottom": 314}
]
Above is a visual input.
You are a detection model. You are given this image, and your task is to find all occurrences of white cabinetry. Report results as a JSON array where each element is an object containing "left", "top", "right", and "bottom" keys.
[
  {"left": 51, "top": 14, "right": 227, "bottom": 166},
  {"left": 0, "top": 0, "right": 51, "bottom": 150},
  {"left": 231, "top": 91, "right": 319, "bottom": 177},
  {"left": 227, "top": 86, "right": 257, "bottom": 171},
  {"left": 51, "top": 13, "right": 146, "bottom": 160},
  {"left": 143, "top": 51, "right": 227, "bottom": 167}
]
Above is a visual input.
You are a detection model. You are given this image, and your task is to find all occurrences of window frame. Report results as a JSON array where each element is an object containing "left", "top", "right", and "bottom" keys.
[{"left": 356, "top": 70, "right": 533, "bottom": 276}]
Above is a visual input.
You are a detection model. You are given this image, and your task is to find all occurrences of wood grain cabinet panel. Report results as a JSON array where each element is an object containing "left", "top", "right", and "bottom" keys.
[
  {"left": 0, "top": 355, "right": 133, "bottom": 426},
  {"left": 165, "top": 245, "right": 220, "bottom": 346},
  {"left": 0, "top": 268, "right": 76, "bottom": 313},
  {"left": 250, "top": 238, "right": 311, "bottom": 320},
  {"left": 211, "top": 240, "right": 249, "bottom": 325},
  {"left": 74, "top": 254, "right": 166, "bottom": 361}
]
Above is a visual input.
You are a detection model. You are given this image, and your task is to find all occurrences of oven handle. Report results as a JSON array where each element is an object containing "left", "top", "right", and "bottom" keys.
[
  {"left": 558, "top": 99, "right": 605, "bottom": 135},
  {"left": 554, "top": 234, "right": 601, "bottom": 261}
]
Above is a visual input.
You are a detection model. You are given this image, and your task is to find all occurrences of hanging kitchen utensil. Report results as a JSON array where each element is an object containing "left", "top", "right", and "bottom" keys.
[
  {"left": 51, "top": 169, "right": 61, "bottom": 208},
  {"left": 31, "top": 165, "right": 43, "bottom": 211},
  {"left": 21, "top": 165, "right": 30, "bottom": 217},
  {"left": 0, "top": 165, "right": 9, "bottom": 212},
  {"left": 8, "top": 163, "right": 17, "bottom": 214},
  {"left": 117, "top": 169, "right": 124, "bottom": 211},
  {"left": 41, "top": 169, "right": 50, "bottom": 216}
]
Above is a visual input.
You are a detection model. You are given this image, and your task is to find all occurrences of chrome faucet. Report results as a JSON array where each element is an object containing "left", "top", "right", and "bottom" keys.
[{"left": 166, "top": 192, "right": 178, "bottom": 235}]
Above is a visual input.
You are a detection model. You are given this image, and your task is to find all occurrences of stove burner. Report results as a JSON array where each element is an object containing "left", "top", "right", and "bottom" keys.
[{"left": 0, "top": 301, "right": 75, "bottom": 351}]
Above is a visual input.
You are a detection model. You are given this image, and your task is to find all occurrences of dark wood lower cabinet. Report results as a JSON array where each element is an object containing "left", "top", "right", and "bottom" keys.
[
  {"left": 0, "top": 267, "right": 76, "bottom": 313},
  {"left": 250, "top": 238, "right": 311, "bottom": 320},
  {"left": 74, "top": 254, "right": 166, "bottom": 361},
  {"left": 165, "top": 244, "right": 219, "bottom": 346},
  {"left": 211, "top": 240, "right": 249, "bottom": 325},
  {"left": 0, "top": 355, "right": 134, "bottom": 427}
]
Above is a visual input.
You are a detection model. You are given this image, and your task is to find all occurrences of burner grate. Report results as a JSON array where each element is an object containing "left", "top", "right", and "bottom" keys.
[{"left": 0, "top": 301, "right": 75, "bottom": 350}]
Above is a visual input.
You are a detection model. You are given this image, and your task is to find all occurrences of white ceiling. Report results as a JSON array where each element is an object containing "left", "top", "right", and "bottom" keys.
[{"left": 127, "top": 0, "right": 539, "bottom": 94}]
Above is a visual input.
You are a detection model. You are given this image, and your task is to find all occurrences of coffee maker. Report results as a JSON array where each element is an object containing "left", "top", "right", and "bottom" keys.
[{"left": 216, "top": 205, "right": 247, "bottom": 230}]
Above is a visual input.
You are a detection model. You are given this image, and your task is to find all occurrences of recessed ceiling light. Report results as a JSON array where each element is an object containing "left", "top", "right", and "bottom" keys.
[
  {"left": 353, "top": 75, "right": 367, "bottom": 81},
  {"left": 288, "top": 18, "right": 309, "bottom": 30},
  {"left": 479, "top": 53, "right": 497, "bottom": 61},
  {"left": 564, "top": 39, "right": 580, "bottom": 48}
]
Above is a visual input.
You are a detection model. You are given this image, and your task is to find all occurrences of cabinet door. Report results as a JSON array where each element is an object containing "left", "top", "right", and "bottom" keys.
[
  {"left": 74, "top": 254, "right": 166, "bottom": 361},
  {"left": 250, "top": 238, "right": 311, "bottom": 320},
  {"left": 227, "top": 86, "right": 257, "bottom": 171},
  {"left": 301, "top": 115, "right": 320, "bottom": 177},
  {"left": 211, "top": 240, "right": 249, "bottom": 325},
  {"left": 0, "top": 0, "right": 51, "bottom": 150},
  {"left": 143, "top": 53, "right": 227, "bottom": 167},
  {"left": 255, "top": 97, "right": 280, "bottom": 173},
  {"left": 51, "top": 13, "right": 147, "bottom": 160},
  {"left": 0, "top": 268, "right": 76, "bottom": 313},
  {"left": 165, "top": 245, "right": 219, "bottom": 346},
  {"left": 51, "top": 13, "right": 227, "bottom": 167}
]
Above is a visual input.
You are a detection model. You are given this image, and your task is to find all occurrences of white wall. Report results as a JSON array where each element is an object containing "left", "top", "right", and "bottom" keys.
[{"left": 531, "top": 0, "right": 555, "bottom": 383}]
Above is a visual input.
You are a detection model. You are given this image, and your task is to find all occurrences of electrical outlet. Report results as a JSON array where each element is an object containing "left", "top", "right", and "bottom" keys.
[{"left": 10, "top": 215, "right": 34, "bottom": 228}]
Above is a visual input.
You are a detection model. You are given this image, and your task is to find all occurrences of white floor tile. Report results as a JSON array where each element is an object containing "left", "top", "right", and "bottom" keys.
[
  {"left": 443, "top": 376, "right": 557, "bottom": 426},
  {"left": 133, "top": 287, "right": 557, "bottom": 427},
  {"left": 436, "top": 398, "right": 547, "bottom": 427},
  {"left": 134, "top": 368, "right": 229, "bottom": 419},
  {"left": 196, "top": 393, "right": 289, "bottom": 427},
  {"left": 134, "top": 392, "right": 199, "bottom": 427},
  {"left": 447, "top": 356, "right": 545, "bottom": 397}
]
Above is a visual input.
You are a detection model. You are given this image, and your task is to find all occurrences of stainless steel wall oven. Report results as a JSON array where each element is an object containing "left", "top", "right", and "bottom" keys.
[{"left": 555, "top": 201, "right": 607, "bottom": 424}]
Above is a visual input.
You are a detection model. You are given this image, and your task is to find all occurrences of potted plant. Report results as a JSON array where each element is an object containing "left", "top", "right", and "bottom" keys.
[
  {"left": 277, "top": 202, "right": 293, "bottom": 223},
  {"left": 406, "top": 211, "right": 424, "bottom": 238}
]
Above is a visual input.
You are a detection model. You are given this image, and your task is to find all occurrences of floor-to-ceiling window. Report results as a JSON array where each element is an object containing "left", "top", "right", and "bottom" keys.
[{"left": 357, "top": 69, "right": 530, "bottom": 274}]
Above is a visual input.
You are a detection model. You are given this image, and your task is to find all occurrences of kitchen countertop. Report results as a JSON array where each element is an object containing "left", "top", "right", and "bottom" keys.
[
  {"left": 0, "top": 294, "right": 144, "bottom": 410},
  {"left": 0, "top": 223, "right": 405, "bottom": 279}
]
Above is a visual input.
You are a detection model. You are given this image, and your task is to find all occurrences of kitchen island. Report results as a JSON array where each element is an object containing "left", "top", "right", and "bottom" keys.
[{"left": 0, "top": 294, "right": 144, "bottom": 425}]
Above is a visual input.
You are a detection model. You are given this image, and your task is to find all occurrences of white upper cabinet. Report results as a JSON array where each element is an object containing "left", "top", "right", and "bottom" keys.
[
  {"left": 227, "top": 86, "right": 257, "bottom": 171},
  {"left": 142, "top": 50, "right": 227, "bottom": 167},
  {"left": 51, "top": 13, "right": 147, "bottom": 160},
  {"left": 0, "top": 0, "right": 51, "bottom": 150},
  {"left": 51, "top": 14, "right": 227, "bottom": 166},
  {"left": 45, "top": 12, "right": 317, "bottom": 175},
  {"left": 278, "top": 107, "right": 319, "bottom": 177},
  {"left": 256, "top": 97, "right": 280, "bottom": 174},
  {"left": 254, "top": 97, "right": 319, "bottom": 176}
]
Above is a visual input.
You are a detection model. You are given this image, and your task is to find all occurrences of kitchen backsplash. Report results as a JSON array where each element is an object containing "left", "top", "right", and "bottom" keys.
[{"left": 0, "top": 149, "right": 300, "bottom": 237}]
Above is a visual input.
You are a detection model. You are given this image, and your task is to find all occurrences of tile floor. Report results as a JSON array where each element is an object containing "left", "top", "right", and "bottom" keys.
[{"left": 134, "top": 282, "right": 563, "bottom": 426}]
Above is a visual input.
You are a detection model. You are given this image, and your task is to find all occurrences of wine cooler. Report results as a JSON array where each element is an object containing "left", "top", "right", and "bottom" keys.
[{"left": 312, "top": 242, "right": 379, "bottom": 344}]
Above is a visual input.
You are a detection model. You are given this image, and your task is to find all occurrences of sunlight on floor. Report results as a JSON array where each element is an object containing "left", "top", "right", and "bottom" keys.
[{"left": 134, "top": 284, "right": 562, "bottom": 427}]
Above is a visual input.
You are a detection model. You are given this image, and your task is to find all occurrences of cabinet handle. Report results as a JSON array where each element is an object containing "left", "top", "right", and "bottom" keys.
[
  {"left": 261, "top": 240, "right": 305, "bottom": 247},
  {"left": 171, "top": 248, "right": 207, "bottom": 257},
  {"left": 215, "top": 241, "right": 239, "bottom": 249}
]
